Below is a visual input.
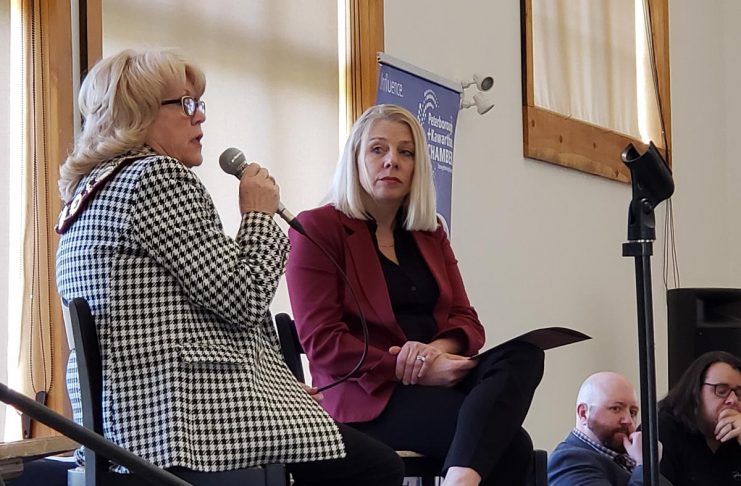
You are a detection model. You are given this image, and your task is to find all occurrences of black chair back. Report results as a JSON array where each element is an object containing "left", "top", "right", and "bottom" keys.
[
  {"left": 274, "top": 313, "right": 305, "bottom": 383},
  {"left": 68, "top": 297, "right": 127, "bottom": 486},
  {"left": 527, "top": 449, "right": 548, "bottom": 486},
  {"left": 67, "top": 298, "right": 287, "bottom": 486}
]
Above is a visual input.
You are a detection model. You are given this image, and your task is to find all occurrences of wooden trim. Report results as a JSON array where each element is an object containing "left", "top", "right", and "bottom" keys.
[
  {"left": 521, "top": 0, "right": 534, "bottom": 108},
  {"left": 521, "top": 0, "right": 671, "bottom": 183},
  {"left": 0, "top": 436, "right": 77, "bottom": 461},
  {"left": 42, "top": 0, "right": 74, "bottom": 182},
  {"left": 523, "top": 106, "right": 647, "bottom": 182},
  {"left": 79, "top": 0, "right": 102, "bottom": 75},
  {"left": 344, "top": 0, "right": 383, "bottom": 129},
  {"left": 649, "top": 0, "right": 671, "bottom": 164},
  {"left": 40, "top": 0, "right": 73, "bottom": 436}
]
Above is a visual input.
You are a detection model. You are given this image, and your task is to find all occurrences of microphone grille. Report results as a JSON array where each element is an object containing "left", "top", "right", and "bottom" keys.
[{"left": 219, "top": 147, "right": 245, "bottom": 175}]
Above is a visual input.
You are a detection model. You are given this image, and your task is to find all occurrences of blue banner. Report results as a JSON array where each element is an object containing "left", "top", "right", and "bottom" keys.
[{"left": 376, "top": 61, "right": 460, "bottom": 234}]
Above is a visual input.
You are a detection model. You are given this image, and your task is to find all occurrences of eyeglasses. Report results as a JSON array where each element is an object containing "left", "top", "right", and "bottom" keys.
[
  {"left": 703, "top": 382, "right": 741, "bottom": 399},
  {"left": 160, "top": 96, "right": 206, "bottom": 117}
]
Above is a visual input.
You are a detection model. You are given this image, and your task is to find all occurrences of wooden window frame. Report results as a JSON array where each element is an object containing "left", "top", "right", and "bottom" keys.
[
  {"left": 79, "top": 0, "right": 101, "bottom": 74},
  {"left": 343, "top": 0, "right": 383, "bottom": 128},
  {"left": 521, "top": 0, "right": 671, "bottom": 182}
]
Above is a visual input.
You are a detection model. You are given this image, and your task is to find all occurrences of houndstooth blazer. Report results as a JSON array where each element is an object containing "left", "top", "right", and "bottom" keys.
[{"left": 56, "top": 146, "right": 345, "bottom": 471}]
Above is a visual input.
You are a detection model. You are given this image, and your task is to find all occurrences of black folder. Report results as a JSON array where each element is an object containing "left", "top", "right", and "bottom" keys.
[{"left": 470, "top": 327, "right": 591, "bottom": 360}]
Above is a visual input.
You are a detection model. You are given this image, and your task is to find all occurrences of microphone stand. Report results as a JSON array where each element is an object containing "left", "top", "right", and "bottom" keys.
[
  {"left": 0, "top": 382, "right": 191, "bottom": 486},
  {"left": 620, "top": 142, "right": 674, "bottom": 486}
]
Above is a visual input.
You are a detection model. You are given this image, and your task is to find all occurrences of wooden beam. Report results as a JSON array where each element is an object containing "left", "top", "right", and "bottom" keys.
[
  {"left": 17, "top": 0, "right": 74, "bottom": 438},
  {"left": 0, "top": 436, "right": 77, "bottom": 461},
  {"left": 344, "top": 0, "right": 383, "bottom": 128}
]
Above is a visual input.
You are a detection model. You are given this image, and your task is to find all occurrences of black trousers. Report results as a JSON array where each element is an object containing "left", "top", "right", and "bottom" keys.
[
  {"left": 168, "top": 423, "right": 404, "bottom": 486},
  {"left": 350, "top": 341, "right": 545, "bottom": 485},
  {"left": 287, "top": 423, "right": 403, "bottom": 486}
]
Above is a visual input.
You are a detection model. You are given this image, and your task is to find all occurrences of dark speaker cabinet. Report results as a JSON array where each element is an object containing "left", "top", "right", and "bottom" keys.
[{"left": 667, "top": 288, "right": 741, "bottom": 388}]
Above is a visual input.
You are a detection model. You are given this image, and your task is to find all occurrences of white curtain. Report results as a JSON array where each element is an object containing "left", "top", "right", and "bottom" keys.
[
  {"left": 532, "top": 0, "right": 660, "bottom": 142},
  {"left": 0, "top": 0, "right": 11, "bottom": 440}
]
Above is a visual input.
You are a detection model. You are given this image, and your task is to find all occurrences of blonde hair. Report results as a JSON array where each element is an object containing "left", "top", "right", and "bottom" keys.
[
  {"left": 326, "top": 104, "right": 438, "bottom": 231},
  {"left": 58, "top": 48, "right": 206, "bottom": 201}
]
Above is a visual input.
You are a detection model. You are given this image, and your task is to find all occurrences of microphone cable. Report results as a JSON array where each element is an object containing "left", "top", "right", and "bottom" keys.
[
  {"left": 219, "top": 149, "right": 369, "bottom": 392},
  {"left": 290, "top": 223, "right": 369, "bottom": 393},
  {"left": 641, "top": 1, "right": 680, "bottom": 290}
]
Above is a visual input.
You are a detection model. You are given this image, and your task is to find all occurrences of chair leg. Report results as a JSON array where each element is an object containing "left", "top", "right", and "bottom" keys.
[
  {"left": 421, "top": 476, "right": 437, "bottom": 486},
  {"left": 264, "top": 464, "right": 289, "bottom": 485}
]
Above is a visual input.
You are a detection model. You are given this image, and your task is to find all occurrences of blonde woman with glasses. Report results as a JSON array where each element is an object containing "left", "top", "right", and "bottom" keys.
[{"left": 56, "top": 48, "right": 402, "bottom": 486}]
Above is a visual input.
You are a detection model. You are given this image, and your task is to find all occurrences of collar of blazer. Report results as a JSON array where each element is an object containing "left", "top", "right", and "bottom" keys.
[
  {"left": 56, "top": 146, "right": 158, "bottom": 234},
  {"left": 332, "top": 208, "right": 443, "bottom": 338}
]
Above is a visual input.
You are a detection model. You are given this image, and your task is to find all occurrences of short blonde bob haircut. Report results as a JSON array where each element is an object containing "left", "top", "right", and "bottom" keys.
[
  {"left": 59, "top": 48, "right": 206, "bottom": 201},
  {"left": 326, "top": 104, "right": 438, "bottom": 231}
]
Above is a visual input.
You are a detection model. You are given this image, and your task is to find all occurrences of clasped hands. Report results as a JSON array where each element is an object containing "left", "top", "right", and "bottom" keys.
[
  {"left": 388, "top": 341, "right": 476, "bottom": 387},
  {"left": 715, "top": 408, "right": 741, "bottom": 444}
]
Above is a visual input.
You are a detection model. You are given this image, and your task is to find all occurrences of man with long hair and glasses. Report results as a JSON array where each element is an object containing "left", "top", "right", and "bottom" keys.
[{"left": 658, "top": 350, "right": 741, "bottom": 486}]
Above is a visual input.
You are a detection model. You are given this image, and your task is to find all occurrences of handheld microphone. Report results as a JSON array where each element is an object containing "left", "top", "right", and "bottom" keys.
[
  {"left": 220, "top": 147, "right": 367, "bottom": 392},
  {"left": 219, "top": 147, "right": 304, "bottom": 234}
]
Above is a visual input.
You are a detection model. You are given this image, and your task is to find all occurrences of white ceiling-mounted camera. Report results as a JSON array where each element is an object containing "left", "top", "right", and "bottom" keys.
[
  {"left": 460, "top": 92, "right": 495, "bottom": 115},
  {"left": 461, "top": 73, "right": 494, "bottom": 92},
  {"left": 460, "top": 72, "right": 495, "bottom": 115}
]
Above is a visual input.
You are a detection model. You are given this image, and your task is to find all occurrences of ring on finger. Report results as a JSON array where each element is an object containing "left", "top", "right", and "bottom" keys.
[{"left": 415, "top": 355, "right": 426, "bottom": 363}]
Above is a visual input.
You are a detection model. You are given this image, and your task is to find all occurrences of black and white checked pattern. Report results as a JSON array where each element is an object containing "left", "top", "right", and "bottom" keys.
[{"left": 57, "top": 147, "right": 345, "bottom": 471}]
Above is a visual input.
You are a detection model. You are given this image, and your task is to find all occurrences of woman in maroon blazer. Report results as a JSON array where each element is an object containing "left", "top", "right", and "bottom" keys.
[{"left": 286, "top": 104, "right": 544, "bottom": 486}]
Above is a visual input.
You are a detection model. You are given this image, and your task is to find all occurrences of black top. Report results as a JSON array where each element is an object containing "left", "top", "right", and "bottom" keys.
[
  {"left": 367, "top": 219, "right": 439, "bottom": 343},
  {"left": 658, "top": 408, "right": 741, "bottom": 486}
]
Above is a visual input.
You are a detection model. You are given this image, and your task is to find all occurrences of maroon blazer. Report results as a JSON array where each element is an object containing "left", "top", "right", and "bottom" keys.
[{"left": 286, "top": 204, "right": 485, "bottom": 423}]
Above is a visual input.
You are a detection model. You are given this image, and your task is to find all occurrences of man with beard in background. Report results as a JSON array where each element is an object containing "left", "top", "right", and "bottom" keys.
[{"left": 548, "top": 372, "right": 672, "bottom": 485}]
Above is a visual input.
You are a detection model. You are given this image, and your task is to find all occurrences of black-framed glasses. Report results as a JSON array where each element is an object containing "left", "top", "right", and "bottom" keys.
[
  {"left": 160, "top": 95, "right": 206, "bottom": 117},
  {"left": 703, "top": 382, "right": 741, "bottom": 399}
]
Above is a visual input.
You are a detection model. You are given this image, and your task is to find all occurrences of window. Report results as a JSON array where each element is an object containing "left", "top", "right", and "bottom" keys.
[
  {"left": 0, "top": 0, "right": 385, "bottom": 442},
  {"left": 521, "top": 0, "right": 671, "bottom": 181}
]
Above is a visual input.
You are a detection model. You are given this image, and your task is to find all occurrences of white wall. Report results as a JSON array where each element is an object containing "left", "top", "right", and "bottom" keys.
[
  {"left": 385, "top": 0, "right": 741, "bottom": 451},
  {"left": 669, "top": 1, "right": 734, "bottom": 287},
  {"left": 0, "top": 0, "right": 11, "bottom": 437},
  {"left": 721, "top": 0, "right": 741, "bottom": 278}
]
